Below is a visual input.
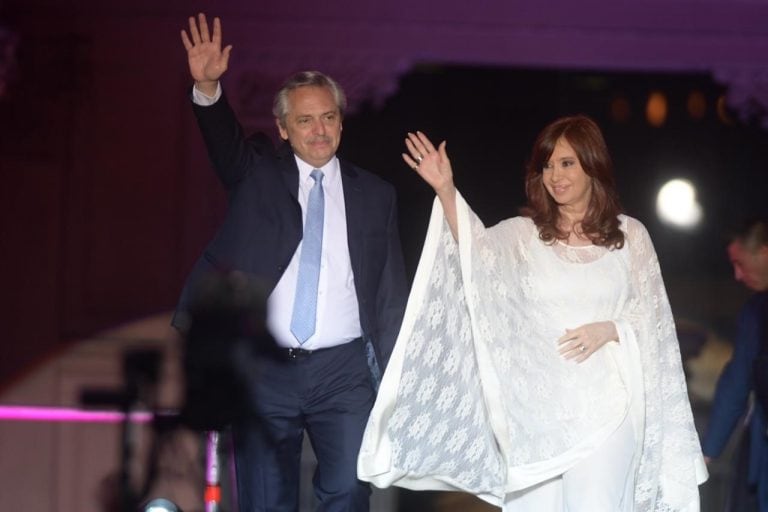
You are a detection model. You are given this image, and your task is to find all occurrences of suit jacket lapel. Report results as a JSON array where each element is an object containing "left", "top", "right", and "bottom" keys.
[
  {"left": 340, "top": 160, "right": 363, "bottom": 279},
  {"left": 277, "top": 141, "right": 300, "bottom": 202},
  {"left": 276, "top": 142, "right": 304, "bottom": 245}
]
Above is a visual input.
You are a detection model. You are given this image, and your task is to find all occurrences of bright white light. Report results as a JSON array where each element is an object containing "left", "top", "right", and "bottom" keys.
[
  {"left": 656, "top": 178, "right": 703, "bottom": 229},
  {"left": 144, "top": 498, "right": 179, "bottom": 512}
]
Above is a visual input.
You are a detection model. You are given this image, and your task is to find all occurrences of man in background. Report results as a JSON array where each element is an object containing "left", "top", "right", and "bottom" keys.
[{"left": 703, "top": 218, "right": 768, "bottom": 511}]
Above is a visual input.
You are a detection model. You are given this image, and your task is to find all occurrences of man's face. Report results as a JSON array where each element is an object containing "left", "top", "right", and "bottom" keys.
[
  {"left": 277, "top": 85, "right": 342, "bottom": 168},
  {"left": 728, "top": 240, "right": 768, "bottom": 292}
]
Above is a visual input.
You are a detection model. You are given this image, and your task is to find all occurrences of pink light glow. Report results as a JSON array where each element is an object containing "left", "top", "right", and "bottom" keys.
[{"left": 0, "top": 405, "right": 162, "bottom": 423}]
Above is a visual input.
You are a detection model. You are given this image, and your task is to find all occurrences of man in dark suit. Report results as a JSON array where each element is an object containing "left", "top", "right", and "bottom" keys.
[
  {"left": 703, "top": 219, "right": 768, "bottom": 512},
  {"left": 177, "top": 13, "right": 408, "bottom": 511}
]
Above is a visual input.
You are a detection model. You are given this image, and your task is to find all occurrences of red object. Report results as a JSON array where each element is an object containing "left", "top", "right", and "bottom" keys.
[{"left": 204, "top": 485, "right": 221, "bottom": 503}]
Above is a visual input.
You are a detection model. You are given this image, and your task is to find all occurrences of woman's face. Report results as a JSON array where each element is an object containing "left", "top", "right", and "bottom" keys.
[{"left": 542, "top": 137, "right": 592, "bottom": 211}]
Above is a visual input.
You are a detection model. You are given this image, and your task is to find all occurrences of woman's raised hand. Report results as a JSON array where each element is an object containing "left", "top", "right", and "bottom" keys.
[
  {"left": 403, "top": 132, "right": 454, "bottom": 197},
  {"left": 403, "top": 131, "right": 459, "bottom": 239}
]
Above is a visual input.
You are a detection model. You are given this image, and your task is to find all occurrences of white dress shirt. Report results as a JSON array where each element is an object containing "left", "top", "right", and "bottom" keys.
[{"left": 268, "top": 158, "right": 362, "bottom": 348}]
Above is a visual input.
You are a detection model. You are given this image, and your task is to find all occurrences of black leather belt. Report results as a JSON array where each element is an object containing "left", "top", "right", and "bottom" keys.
[{"left": 273, "top": 337, "right": 363, "bottom": 362}]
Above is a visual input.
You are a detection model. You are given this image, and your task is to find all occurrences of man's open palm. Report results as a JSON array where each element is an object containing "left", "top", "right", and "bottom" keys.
[{"left": 181, "top": 13, "right": 232, "bottom": 84}]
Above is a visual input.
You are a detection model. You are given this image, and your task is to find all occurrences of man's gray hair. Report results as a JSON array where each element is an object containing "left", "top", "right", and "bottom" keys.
[{"left": 273, "top": 71, "right": 347, "bottom": 127}]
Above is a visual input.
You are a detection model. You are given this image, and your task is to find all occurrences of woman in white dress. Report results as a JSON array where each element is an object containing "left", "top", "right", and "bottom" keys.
[{"left": 357, "top": 116, "right": 708, "bottom": 511}]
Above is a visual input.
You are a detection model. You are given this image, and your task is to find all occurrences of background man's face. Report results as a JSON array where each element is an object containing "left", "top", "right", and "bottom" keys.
[{"left": 728, "top": 240, "right": 768, "bottom": 292}]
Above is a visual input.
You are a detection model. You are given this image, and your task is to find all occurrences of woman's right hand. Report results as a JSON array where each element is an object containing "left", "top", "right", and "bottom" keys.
[
  {"left": 404, "top": 131, "right": 459, "bottom": 240},
  {"left": 403, "top": 131, "right": 455, "bottom": 197}
]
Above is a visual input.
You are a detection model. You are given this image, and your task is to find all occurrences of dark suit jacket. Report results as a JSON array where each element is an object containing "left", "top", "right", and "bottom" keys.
[
  {"left": 174, "top": 91, "right": 408, "bottom": 370},
  {"left": 703, "top": 291, "right": 768, "bottom": 490}
]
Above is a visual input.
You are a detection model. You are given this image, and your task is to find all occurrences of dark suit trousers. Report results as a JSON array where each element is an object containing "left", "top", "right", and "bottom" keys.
[{"left": 232, "top": 339, "right": 374, "bottom": 512}]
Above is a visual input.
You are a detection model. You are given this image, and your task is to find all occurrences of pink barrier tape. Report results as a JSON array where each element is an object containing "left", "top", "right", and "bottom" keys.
[{"left": 0, "top": 405, "right": 173, "bottom": 423}]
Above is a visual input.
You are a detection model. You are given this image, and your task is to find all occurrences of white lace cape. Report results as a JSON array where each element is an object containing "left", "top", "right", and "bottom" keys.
[{"left": 358, "top": 192, "right": 708, "bottom": 510}]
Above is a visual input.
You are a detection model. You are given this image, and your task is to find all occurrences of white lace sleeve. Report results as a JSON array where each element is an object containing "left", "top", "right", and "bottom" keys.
[
  {"left": 617, "top": 216, "right": 708, "bottom": 511},
  {"left": 358, "top": 193, "right": 506, "bottom": 504}
]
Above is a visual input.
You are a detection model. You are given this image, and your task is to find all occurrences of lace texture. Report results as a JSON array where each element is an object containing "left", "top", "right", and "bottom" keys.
[{"left": 358, "top": 192, "right": 707, "bottom": 510}]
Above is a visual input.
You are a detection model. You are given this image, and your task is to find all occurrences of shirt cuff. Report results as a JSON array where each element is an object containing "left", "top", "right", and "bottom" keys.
[{"left": 191, "top": 82, "right": 222, "bottom": 106}]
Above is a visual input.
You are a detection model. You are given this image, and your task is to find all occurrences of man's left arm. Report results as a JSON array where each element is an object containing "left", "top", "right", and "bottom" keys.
[{"left": 702, "top": 298, "right": 763, "bottom": 458}]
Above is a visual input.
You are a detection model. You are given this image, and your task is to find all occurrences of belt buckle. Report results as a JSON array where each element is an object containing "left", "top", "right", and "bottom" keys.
[{"left": 287, "top": 348, "right": 309, "bottom": 360}]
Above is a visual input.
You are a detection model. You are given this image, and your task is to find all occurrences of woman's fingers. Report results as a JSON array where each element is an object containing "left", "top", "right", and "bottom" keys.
[
  {"left": 407, "top": 132, "right": 435, "bottom": 160},
  {"left": 558, "top": 328, "right": 591, "bottom": 360},
  {"left": 415, "top": 131, "right": 437, "bottom": 154},
  {"left": 404, "top": 132, "right": 449, "bottom": 180},
  {"left": 404, "top": 137, "right": 423, "bottom": 163},
  {"left": 406, "top": 133, "right": 425, "bottom": 161},
  {"left": 561, "top": 343, "right": 590, "bottom": 362},
  {"left": 557, "top": 328, "right": 578, "bottom": 345},
  {"left": 438, "top": 140, "right": 449, "bottom": 160},
  {"left": 559, "top": 340, "right": 585, "bottom": 354},
  {"left": 402, "top": 153, "right": 419, "bottom": 170}
]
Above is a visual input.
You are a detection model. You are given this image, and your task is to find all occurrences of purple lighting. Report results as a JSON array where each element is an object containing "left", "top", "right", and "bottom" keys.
[{"left": 0, "top": 405, "right": 166, "bottom": 423}]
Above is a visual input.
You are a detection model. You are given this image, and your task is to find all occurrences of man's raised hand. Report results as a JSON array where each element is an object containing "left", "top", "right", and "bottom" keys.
[{"left": 180, "top": 13, "right": 232, "bottom": 95}]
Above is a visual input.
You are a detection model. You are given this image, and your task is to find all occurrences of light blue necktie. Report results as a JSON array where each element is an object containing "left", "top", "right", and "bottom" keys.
[{"left": 290, "top": 169, "right": 324, "bottom": 344}]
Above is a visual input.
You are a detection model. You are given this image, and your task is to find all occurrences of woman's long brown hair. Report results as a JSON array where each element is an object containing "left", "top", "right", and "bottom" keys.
[{"left": 521, "top": 115, "right": 625, "bottom": 249}]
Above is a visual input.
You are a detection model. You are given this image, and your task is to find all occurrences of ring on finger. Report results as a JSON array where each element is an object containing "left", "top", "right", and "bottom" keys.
[
  {"left": 416, "top": 154, "right": 424, "bottom": 163},
  {"left": 578, "top": 344, "right": 587, "bottom": 352}
]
